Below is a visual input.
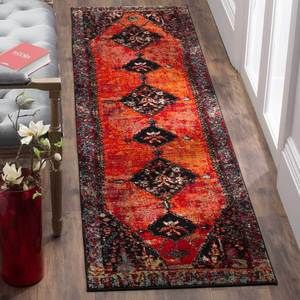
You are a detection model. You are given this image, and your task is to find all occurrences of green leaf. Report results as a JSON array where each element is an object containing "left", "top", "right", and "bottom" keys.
[
  {"left": 39, "top": 138, "right": 51, "bottom": 149},
  {"left": 33, "top": 147, "right": 41, "bottom": 159}
]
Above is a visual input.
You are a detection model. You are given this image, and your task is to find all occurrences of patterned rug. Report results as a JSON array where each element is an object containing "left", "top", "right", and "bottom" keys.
[{"left": 71, "top": 6, "right": 277, "bottom": 291}]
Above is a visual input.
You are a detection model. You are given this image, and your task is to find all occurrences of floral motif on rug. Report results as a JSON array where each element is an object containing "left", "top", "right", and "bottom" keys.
[{"left": 71, "top": 6, "right": 277, "bottom": 291}]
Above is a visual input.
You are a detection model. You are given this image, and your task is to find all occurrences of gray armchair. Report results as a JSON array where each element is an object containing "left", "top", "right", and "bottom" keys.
[{"left": 0, "top": 0, "right": 62, "bottom": 236}]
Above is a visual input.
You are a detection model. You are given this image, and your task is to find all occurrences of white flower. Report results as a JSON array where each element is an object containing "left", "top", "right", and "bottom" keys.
[
  {"left": 31, "top": 121, "right": 50, "bottom": 137},
  {"left": 18, "top": 121, "right": 50, "bottom": 145},
  {"left": 1, "top": 183, "right": 8, "bottom": 190},
  {"left": 18, "top": 124, "right": 35, "bottom": 145},
  {"left": 33, "top": 159, "right": 46, "bottom": 172},
  {"left": 1, "top": 163, "right": 23, "bottom": 186},
  {"left": 23, "top": 183, "right": 29, "bottom": 191},
  {"left": 33, "top": 160, "right": 40, "bottom": 172},
  {"left": 32, "top": 191, "right": 42, "bottom": 200},
  {"left": 54, "top": 153, "right": 62, "bottom": 161}
]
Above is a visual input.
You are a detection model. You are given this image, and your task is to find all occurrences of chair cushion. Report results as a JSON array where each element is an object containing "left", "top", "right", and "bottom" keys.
[
  {"left": 0, "top": 0, "right": 58, "bottom": 147},
  {"left": 0, "top": 70, "right": 30, "bottom": 85}
]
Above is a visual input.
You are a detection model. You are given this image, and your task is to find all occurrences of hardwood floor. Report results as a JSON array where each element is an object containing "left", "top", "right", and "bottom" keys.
[{"left": 1, "top": 0, "right": 300, "bottom": 299}]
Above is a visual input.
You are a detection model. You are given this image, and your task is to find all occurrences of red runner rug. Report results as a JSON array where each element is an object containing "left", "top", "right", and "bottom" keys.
[{"left": 71, "top": 7, "right": 277, "bottom": 291}]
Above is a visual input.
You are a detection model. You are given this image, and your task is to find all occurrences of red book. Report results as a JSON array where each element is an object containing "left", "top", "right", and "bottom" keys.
[{"left": 0, "top": 43, "right": 50, "bottom": 76}]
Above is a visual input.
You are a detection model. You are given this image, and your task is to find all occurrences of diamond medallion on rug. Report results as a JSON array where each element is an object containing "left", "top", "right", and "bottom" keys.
[
  {"left": 121, "top": 84, "right": 177, "bottom": 116},
  {"left": 112, "top": 25, "right": 161, "bottom": 50},
  {"left": 72, "top": 6, "right": 277, "bottom": 291},
  {"left": 123, "top": 56, "right": 161, "bottom": 74},
  {"left": 132, "top": 155, "right": 197, "bottom": 201},
  {"left": 133, "top": 120, "right": 176, "bottom": 147},
  {"left": 148, "top": 212, "right": 197, "bottom": 241}
]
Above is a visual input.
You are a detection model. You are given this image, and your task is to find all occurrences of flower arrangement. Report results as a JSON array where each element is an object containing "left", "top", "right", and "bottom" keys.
[{"left": 0, "top": 93, "right": 62, "bottom": 196}]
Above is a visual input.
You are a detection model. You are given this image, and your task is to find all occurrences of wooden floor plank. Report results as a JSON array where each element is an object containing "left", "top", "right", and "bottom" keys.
[{"left": 1, "top": 1, "right": 300, "bottom": 299}]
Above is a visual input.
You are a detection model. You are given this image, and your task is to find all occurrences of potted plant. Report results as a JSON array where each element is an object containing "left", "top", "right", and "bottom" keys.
[{"left": 0, "top": 93, "right": 62, "bottom": 286}]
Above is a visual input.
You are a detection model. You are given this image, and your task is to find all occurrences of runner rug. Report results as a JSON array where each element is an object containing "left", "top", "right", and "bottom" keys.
[{"left": 71, "top": 6, "right": 277, "bottom": 291}]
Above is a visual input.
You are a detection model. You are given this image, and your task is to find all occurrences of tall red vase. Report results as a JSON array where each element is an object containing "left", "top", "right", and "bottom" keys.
[{"left": 0, "top": 187, "right": 43, "bottom": 286}]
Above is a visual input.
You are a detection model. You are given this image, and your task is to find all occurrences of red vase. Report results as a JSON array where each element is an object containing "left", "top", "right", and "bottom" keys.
[{"left": 0, "top": 187, "right": 43, "bottom": 286}]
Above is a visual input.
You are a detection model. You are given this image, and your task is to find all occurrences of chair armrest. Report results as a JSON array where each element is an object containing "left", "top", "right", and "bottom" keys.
[{"left": 0, "top": 70, "right": 30, "bottom": 86}]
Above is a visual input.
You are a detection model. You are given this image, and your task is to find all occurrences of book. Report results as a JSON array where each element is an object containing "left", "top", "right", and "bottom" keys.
[{"left": 0, "top": 43, "right": 50, "bottom": 76}]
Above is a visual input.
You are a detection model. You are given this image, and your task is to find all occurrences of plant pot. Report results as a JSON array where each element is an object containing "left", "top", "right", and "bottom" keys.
[{"left": 0, "top": 186, "right": 43, "bottom": 286}]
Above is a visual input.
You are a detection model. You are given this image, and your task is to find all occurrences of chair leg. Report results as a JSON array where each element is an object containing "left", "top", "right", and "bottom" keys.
[
  {"left": 49, "top": 89, "right": 62, "bottom": 237},
  {"left": 50, "top": 161, "right": 62, "bottom": 237}
]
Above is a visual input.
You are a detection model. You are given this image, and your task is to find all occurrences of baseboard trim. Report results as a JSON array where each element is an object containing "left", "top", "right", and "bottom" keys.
[
  {"left": 283, "top": 137, "right": 300, "bottom": 193},
  {"left": 221, "top": 0, "right": 236, "bottom": 29},
  {"left": 277, "top": 137, "right": 300, "bottom": 248}
]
